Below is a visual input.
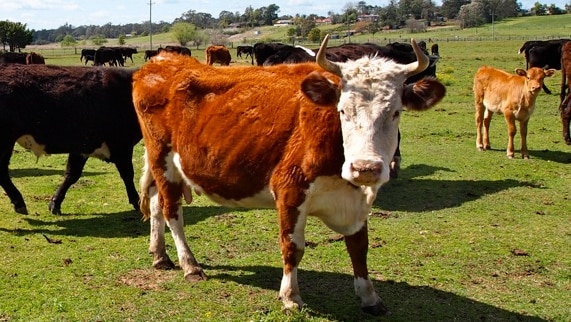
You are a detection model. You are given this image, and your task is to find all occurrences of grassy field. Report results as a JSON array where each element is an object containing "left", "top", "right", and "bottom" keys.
[{"left": 1, "top": 15, "right": 570, "bottom": 321}]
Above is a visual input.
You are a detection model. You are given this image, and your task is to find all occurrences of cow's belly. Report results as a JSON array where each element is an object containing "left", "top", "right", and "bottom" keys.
[{"left": 16, "top": 134, "right": 111, "bottom": 159}]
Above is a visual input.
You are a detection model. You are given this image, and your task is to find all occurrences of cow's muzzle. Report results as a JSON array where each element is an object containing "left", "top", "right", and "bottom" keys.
[{"left": 349, "top": 160, "right": 383, "bottom": 186}]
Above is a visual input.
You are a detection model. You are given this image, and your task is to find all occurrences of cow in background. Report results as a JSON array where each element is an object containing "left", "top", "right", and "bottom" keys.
[
  {"left": 518, "top": 39, "right": 570, "bottom": 94},
  {"left": 236, "top": 45, "right": 253, "bottom": 60},
  {"left": 0, "top": 52, "right": 28, "bottom": 64},
  {"left": 0, "top": 64, "right": 142, "bottom": 215},
  {"left": 133, "top": 35, "right": 445, "bottom": 316},
  {"left": 25, "top": 52, "right": 45, "bottom": 64},
  {"left": 144, "top": 49, "right": 158, "bottom": 61},
  {"left": 474, "top": 66, "right": 555, "bottom": 159},
  {"left": 94, "top": 47, "right": 124, "bottom": 66},
  {"left": 159, "top": 45, "right": 191, "bottom": 56},
  {"left": 559, "top": 41, "right": 571, "bottom": 144},
  {"left": 120, "top": 47, "right": 138, "bottom": 63},
  {"left": 431, "top": 43, "right": 439, "bottom": 56},
  {"left": 80, "top": 49, "right": 96, "bottom": 63},
  {"left": 205, "top": 45, "right": 231, "bottom": 65}
]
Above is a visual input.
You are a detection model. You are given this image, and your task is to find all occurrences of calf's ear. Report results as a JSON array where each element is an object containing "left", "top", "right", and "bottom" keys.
[
  {"left": 402, "top": 78, "right": 446, "bottom": 111},
  {"left": 544, "top": 69, "right": 556, "bottom": 77},
  {"left": 515, "top": 68, "right": 527, "bottom": 76}
]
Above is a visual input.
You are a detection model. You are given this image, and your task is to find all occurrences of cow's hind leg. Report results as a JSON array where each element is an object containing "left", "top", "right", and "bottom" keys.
[
  {"left": 49, "top": 154, "right": 88, "bottom": 215},
  {"left": 0, "top": 144, "right": 27, "bottom": 214},
  {"left": 148, "top": 185, "right": 175, "bottom": 270},
  {"left": 345, "top": 224, "right": 388, "bottom": 316}
]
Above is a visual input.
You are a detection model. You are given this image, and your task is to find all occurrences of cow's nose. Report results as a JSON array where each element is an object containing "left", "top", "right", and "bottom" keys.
[{"left": 350, "top": 160, "right": 383, "bottom": 185}]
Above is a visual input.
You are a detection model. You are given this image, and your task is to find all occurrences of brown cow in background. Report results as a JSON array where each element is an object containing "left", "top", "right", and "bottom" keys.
[
  {"left": 474, "top": 66, "right": 555, "bottom": 158},
  {"left": 26, "top": 52, "right": 45, "bottom": 64},
  {"left": 205, "top": 45, "right": 231, "bottom": 65}
]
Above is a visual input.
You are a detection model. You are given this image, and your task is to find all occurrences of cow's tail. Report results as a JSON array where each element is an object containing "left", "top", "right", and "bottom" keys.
[{"left": 139, "top": 148, "right": 154, "bottom": 221}]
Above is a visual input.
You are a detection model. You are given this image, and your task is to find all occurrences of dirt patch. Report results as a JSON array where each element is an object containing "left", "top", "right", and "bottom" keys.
[{"left": 117, "top": 268, "right": 178, "bottom": 291}]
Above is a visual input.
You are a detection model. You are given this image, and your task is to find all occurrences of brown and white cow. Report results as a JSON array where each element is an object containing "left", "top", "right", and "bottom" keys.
[
  {"left": 205, "top": 45, "right": 231, "bottom": 65},
  {"left": 560, "top": 41, "right": 571, "bottom": 144},
  {"left": 474, "top": 66, "right": 555, "bottom": 158},
  {"left": 132, "top": 35, "right": 446, "bottom": 315}
]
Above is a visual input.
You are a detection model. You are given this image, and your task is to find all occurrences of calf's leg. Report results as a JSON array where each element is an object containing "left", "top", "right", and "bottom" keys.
[
  {"left": 504, "top": 112, "right": 517, "bottom": 159},
  {"left": 519, "top": 119, "right": 530, "bottom": 159}
]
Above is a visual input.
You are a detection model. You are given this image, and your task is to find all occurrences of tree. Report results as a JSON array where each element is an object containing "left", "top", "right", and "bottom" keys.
[
  {"left": 440, "top": 0, "right": 471, "bottom": 19},
  {"left": 0, "top": 20, "right": 33, "bottom": 52},
  {"left": 118, "top": 34, "right": 126, "bottom": 45},
  {"left": 171, "top": 22, "right": 197, "bottom": 46},
  {"left": 60, "top": 34, "right": 77, "bottom": 47},
  {"left": 457, "top": 1, "right": 486, "bottom": 28},
  {"left": 90, "top": 34, "right": 107, "bottom": 46},
  {"left": 307, "top": 27, "right": 322, "bottom": 42}
]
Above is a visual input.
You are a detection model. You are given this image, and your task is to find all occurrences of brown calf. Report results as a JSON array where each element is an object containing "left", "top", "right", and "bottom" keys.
[{"left": 474, "top": 66, "right": 555, "bottom": 158}]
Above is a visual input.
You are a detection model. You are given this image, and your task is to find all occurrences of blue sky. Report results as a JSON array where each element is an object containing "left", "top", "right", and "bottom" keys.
[{"left": 1, "top": 0, "right": 568, "bottom": 30}]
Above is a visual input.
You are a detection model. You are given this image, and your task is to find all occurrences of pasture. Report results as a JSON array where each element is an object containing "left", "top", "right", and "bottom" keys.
[{"left": 1, "top": 17, "right": 570, "bottom": 321}]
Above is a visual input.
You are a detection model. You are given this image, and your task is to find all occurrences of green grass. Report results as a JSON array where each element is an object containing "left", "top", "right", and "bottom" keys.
[{"left": 1, "top": 14, "right": 570, "bottom": 322}]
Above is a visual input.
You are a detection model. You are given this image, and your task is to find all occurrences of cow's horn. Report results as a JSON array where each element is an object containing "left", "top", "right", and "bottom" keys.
[
  {"left": 405, "top": 39, "right": 429, "bottom": 77},
  {"left": 316, "top": 34, "right": 342, "bottom": 77}
]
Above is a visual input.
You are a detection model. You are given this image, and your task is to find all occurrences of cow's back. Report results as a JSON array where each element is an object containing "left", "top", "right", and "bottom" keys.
[
  {"left": 0, "top": 64, "right": 140, "bottom": 154},
  {"left": 133, "top": 54, "right": 343, "bottom": 202}
]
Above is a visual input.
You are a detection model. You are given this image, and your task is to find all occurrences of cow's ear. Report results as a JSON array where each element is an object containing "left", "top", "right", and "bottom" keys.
[
  {"left": 545, "top": 69, "right": 557, "bottom": 77},
  {"left": 515, "top": 68, "right": 527, "bottom": 76},
  {"left": 402, "top": 77, "right": 446, "bottom": 111},
  {"left": 301, "top": 71, "right": 340, "bottom": 106}
]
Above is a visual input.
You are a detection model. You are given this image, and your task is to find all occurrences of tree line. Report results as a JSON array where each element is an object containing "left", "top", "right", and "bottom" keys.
[{"left": 1, "top": 0, "right": 569, "bottom": 51}]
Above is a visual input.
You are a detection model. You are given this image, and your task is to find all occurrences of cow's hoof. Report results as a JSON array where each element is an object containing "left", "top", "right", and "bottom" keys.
[
  {"left": 184, "top": 269, "right": 207, "bottom": 282},
  {"left": 153, "top": 258, "right": 175, "bottom": 270},
  {"left": 523, "top": 155, "right": 530, "bottom": 160},
  {"left": 48, "top": 201, "right": 62, "bottom": 215},
  {"left": 362, "top": 301, "right": 390, "bottom": 316},
  {"left": 565, "top": 139, "right": 571, "bottom": 145},
  {"left": 15, "top": 206, "right": 28, "bottom": 215}
]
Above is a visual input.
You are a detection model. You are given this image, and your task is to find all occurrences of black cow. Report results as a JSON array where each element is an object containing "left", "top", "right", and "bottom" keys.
[
  {"left": 119, "top": 47, "right": 138, "bottom": 63},
  {"left": 518, "top": 39, "right": 570, "bottom": 94},
  {"left": 0, "top": 64, "right": 142, "bottom": 215},
  {"left": 94, "top": 47, "right": 124, "bottom": 67},
  {"left": 144, "top": 50, "right": 158, "bottom": 61},
  {"left": 158, "top": 45, "right": 191, "bottom": 56},
  {"left": 236, "top": 45, "right": 254, "bottom": 64},
  {"left": 0, "top": 52, "right": 28, "bottom": 64},
  {"left": 80, "top": 49, "right": 96, "bottom": 63},
  {"left": 431, "top": 43, "right": 439, "bottom": 56},
  {"left": 252, "top": 42, "right": 290, "bottom": 66}
]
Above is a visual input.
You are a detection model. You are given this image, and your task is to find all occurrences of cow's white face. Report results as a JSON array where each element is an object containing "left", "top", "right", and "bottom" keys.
[{"left": 336, "top": 57, "right": 409, "bottom": 188}]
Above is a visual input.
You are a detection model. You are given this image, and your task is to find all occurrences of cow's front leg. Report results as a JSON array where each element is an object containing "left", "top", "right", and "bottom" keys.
[
  {"left": 278, "top": 207, "right": 307, "bottom": 312},
  {"left": 504, "top": 112, "right": 517, "bottom": 159},
  {"left": 148, "top": 186, "right": 175, "bottom": 270},
  {"left": 344, "top": 223, "right": 388, "bottom": 316},
  {"left": 519, "top": 119, "right": 530, "bottom": 159}
]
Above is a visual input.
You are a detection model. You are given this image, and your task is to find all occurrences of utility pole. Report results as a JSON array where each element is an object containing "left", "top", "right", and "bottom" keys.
[{"left": 148, "top": 0, "right": 154, "bottom": 49}]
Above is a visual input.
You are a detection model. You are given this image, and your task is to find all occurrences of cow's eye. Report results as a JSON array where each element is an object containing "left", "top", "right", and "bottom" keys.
[
  {"left": 339, "top": 109, "right": 345, "bottom": 115},
  {"left": 393, "top": 111, "right": 400, "bottom": 119}
]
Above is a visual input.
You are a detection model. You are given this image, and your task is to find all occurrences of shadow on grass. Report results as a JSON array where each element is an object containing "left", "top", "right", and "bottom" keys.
[
  {"left": 4, "top": 205, "right": 231, "bottom": 238},
  {"left": 528, "top": 149, "right": 571, "bottom": 163},
  {"left": 206, "top": 264, "right": 546, "bottom": 322},
  {"left": 375, "top": 164, "right": 529, "bottom": 212},
  {"left": 9, "top": 167, "right": 106, "bottom": 178}
]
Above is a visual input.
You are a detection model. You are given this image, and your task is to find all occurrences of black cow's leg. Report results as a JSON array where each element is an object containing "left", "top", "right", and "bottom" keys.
[
  {"left": 49, "top": 153, "right": 88, "bottom": 215},
  {"left": 389, "top": 129, "right": 401, "bottom": 179},
  {"left": 542, "top": 83, "right": 552, "bottom": 95},
  {"left": 112, "top": 151, "right": 140, "bottom": 212},
  {"left": 0, "top": 144, "right": 27, "bottom": 214}
]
